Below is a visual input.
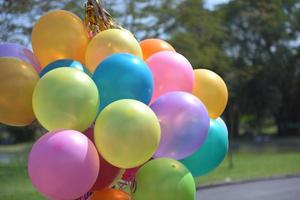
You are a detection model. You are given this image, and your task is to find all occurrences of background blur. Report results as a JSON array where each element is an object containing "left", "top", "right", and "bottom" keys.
[{"left": 0, "top": 0, "right": 300, "bottom": 199}]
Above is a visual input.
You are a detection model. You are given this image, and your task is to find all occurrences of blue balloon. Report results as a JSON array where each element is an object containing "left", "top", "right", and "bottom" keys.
[
  {"left": 92, "top": 53, "right": 154, "bottom": 110},
  {"left": 180, "top": 118, "right": 229, "bottom": 177},
  {"left": 39, "top": 59, "right": 92, "bottom": 77}
]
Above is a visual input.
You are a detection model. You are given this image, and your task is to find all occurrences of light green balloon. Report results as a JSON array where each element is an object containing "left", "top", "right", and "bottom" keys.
[
  {"left": 132, "top": 158, "right": 196, "bottom": 200},
  {"left": 94, "top": 99, "right": 161, "bottom": 169},
  {"left": 32, "top": 67, "right": 99, "bottom": 132},
  {"left": 180, "top": 118, "right": 229, "bottom": 177}
]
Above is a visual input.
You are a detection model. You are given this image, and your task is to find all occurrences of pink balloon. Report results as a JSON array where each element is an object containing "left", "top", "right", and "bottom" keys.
[
  {"left": 28, "top": 130, "right": 99, "bottom": 200},
  {"left": 146, "top": 51, "right": 194, "bottom": 103},
  {"left": 83, "top": 128, "right": 122, "bottom": 191}
]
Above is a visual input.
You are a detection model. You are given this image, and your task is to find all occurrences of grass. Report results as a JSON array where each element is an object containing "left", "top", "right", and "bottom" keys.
[
  {"left": 0, "top": 163, "right": 45, "bottom": 200},
  {"left": 196, "top": 152, "right": 300, "bottom": 186},
  {"left": 0, "top": 143, "right": 45, "bottom": 200},
  {"left": 0, "top": 141, "right": 300, "bottom": 199}
]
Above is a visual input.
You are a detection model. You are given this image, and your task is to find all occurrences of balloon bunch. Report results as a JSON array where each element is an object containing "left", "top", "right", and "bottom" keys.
[{"left": 0, "top": 4, "right": 229, "bottom": 200}]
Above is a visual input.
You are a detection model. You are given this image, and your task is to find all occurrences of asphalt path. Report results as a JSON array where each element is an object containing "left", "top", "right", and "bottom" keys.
[{"left": 196, "top": 176, "right": 300, "bottom": 200}]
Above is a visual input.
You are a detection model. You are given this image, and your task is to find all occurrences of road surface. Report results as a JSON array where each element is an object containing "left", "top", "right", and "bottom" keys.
[{"left": 196, "top": 176, "right": 300, "bottom": 200}]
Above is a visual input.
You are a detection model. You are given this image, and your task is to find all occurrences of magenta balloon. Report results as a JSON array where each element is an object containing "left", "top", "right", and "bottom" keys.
[
  {"left": 0, "top": 43, "right": 41, "bottom": 72},
  {"left": 28, "top": 130, "right": 99, "bottom": 200},
  {"left": 146, "top": 51, "right": 194, "bottom": 103},
  {"left": 150, "top": 92, "right": 209, "bottom": 160}
]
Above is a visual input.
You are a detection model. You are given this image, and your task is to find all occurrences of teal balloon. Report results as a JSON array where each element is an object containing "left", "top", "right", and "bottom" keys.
[
  {"left": 39, "top": 59, "right": 92, "bottom": 77},
  {"left": 180, "top": 118, "right": 229, "bottom": 177},
  {"left": 132, "top": 158, "right": 196, "bottom": 200},
  {"left": 92, "top": 53, "right": 153, "bottom": 110}
]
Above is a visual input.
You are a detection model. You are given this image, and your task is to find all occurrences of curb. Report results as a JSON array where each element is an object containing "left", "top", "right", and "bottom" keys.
[{"left": 196, "top": 174, "right": 300, "bottom": 190}]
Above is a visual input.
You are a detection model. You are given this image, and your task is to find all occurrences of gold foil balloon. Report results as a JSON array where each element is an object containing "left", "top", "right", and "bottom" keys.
[
  {"left": 85, "top": 29, "right": 143, "bottom": 72},
  {"left": 0, "top": 57, "right": 39, "bottom": 126},
  {"left": 193, "top": 69, "right": 228, "bottom": 119},
  {"left": 32, "top": 10, "right": 89, "bottom": 68}
]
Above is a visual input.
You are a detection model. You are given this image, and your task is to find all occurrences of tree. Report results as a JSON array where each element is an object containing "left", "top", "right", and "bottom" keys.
[
  {"left": 0, "top": 0, "right": 84, "bottom": 45},
  {"left": 221, "top": 0, "right": 300, "bottom": 135}
]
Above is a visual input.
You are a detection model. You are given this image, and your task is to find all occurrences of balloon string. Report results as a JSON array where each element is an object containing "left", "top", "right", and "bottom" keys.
[{"left": 84, "top": 0, "right": 122, "bottom": 38}]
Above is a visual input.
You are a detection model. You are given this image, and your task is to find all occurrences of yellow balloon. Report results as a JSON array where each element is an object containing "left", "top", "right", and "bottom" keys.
[
  {"left": 32, "top": 10, "right": 89, "bottom": 68},
  {"left": 0, "top": 57, "right": 39, "bottom": 126},
  {"left": 193, "top": 69, "right": 228, "bottom": 119},
  {"left": 94, "top": 99, "right": 160, "bottom": 169},
  {"left": 85, "top": 29, "right": 143, "bottom": 72}
]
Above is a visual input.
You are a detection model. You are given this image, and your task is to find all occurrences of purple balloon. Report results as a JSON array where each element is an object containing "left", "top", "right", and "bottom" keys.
[
  {"left": 28, "top": 130, "right": 99, "bottom": 200},
  {"left": 150, "top": 92, "right": 209, "bottom": 160},
  {"left": 0, "top": 43, "right": 41, "bottom": 72}
]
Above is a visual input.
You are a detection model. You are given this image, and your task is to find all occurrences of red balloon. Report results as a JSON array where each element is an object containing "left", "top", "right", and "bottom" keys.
[
  {"left": 122, "top": 167, "right": 140, "bottom": 182},
  {"left": 84, "top": 128, "right": 123, "bottom": 191},
  {"left": 84, "top": 126, "right": 95, "bottom": 141},
  {"left": 122, "top": 158, "right": 153, "bottom": 182},
  {"left": 92, "top": 156, "right": 122, "bottom": 191}
]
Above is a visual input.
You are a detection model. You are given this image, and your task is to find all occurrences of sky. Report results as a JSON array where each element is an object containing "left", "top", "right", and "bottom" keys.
[{"left": 205, "top": 0, "right": 230, "bottom": 10}]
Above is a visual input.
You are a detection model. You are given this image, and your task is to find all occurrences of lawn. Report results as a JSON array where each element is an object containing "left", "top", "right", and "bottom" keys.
[
  {"left": 197, "top": 152, "right": 300, "bottom": 186},
  {"left": 0, "top": 141, "right": 300, "bottom": 199}
]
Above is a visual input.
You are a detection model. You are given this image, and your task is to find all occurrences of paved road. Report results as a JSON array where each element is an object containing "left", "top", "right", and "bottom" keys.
[{"left": 196, "top": 177, "right": 300, "bottom": 200}]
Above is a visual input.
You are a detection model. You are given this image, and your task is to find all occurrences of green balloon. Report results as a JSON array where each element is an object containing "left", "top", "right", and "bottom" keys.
[
  {"left": 32, "top": 67, "right": 99, "bottom": 131},
  {"left": 180, "top": 118, "right": 229, "bottom": 177},
  {"left": 132, "top": 158, "right": 195, "bottom": 200}
]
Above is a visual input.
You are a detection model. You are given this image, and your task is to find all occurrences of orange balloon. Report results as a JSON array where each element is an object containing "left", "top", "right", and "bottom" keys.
[
  {"left": 32, "top": 10, "right": 89, "bottom": 68},
  {"left": 193, "top": 69, "right": 228, "bottom": 119},
  {"left": 0, "top": 57, "right": 39, "bottom": 126},
  {"left": 140, "top": 39, "right": 175, "bottom": 60},
  {"left": 90, "top": 189, "right": 131, "bottom": 200}
]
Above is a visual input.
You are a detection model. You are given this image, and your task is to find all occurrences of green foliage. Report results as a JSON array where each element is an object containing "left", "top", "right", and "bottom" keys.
[{"left": 221, "top": 0, "right": 300, "bottom": 135}]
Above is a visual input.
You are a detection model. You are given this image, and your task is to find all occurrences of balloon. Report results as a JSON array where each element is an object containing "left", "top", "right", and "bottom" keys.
[
  {"left": 85, "top": 29, "right": 142, "bottom": 72},
  {"left": 139, "top": 38, "right": 175, "bottom": 60},
  {"left": 0, "top": 57, "right": 39, "bottom": 126},
  {"left": 122, "top": 166, "right": 140, "bottom": 182},
  {"left": 32, "top": 68, "right": 99, "bottom": 132},
  {"left": 0, "top": 43, "right": 41, "bottom": 72},
  {"left": 216, "top": 117, "right": 228, "bottom": 131},
  {"left": 146, "top": 51, "right": 194, "bottom": 103},
  {"left": 90, "top": 189, "right": 131, "bottom": 200},
  {"left": 92, "top": 53, "right": 153, "bottom": 110},
  {"left": 193, "top": 69, "right": 228, "bottom": 119},
  {"left": 94, "top": 99, "right": 161, "bottom": 169},
  {"left": 40, "top": 59, "right": 91, "bottom": 77},
  {"left": 28, "top": 130, "right": 99, "bottom": 200},
  {"left": 32, "top": 10, "right": 89, "bottom": 67},
  {"left": 150, "top": 92, "right": 209, "bottom": 160},
  {"left": 92, "top": 156, "right": 124, "bottom": 191},
  {"left": 132, "top": 158, "right": 195, "bottom": 200},
  {"left": 180, "top": 118, "right": 229, "bottom": 177},
  {"left": 83, "top": 128, "right": 123, "bottom": 191}
]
